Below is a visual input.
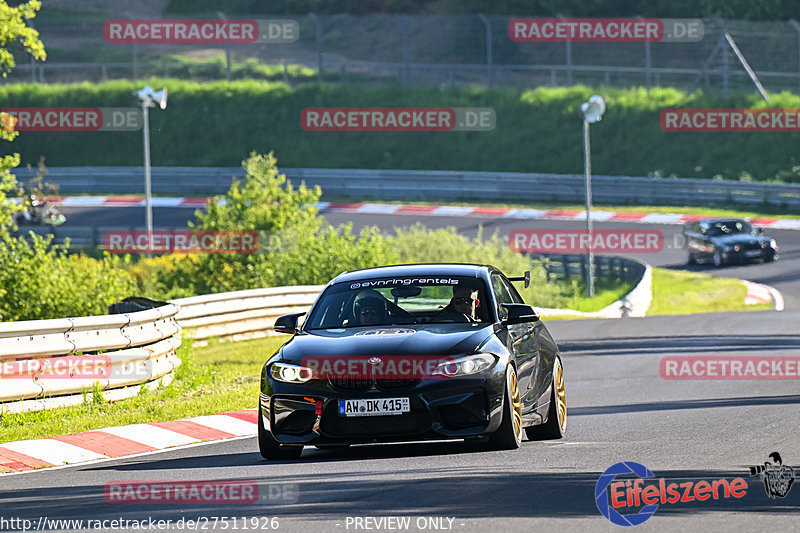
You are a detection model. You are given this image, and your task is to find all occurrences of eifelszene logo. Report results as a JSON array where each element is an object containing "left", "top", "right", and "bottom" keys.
[{"left": 749, "top": 452, "right": 795, "bottom": 498}]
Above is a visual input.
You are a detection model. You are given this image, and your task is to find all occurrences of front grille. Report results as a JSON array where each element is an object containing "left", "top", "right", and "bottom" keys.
[
  {"left": 329, "top": 376, "right": 372, "bottom": 392},
  {"left": 376, "top": 378, "right": 419, "bottom": 390},
  {"left": 328, "top": 377, "right": 420, "bottom": 391},
  {"left": 320, "top": 400, "right": 431, "bottom": 437}
]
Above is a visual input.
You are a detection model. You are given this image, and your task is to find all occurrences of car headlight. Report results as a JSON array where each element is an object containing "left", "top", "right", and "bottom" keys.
[
  {"left": 270, "top": 362, "right": 315, "bottom": 383},
  {"left": 770, "top": 239, "right": 778, "bottom": 249},
  {"left": 432, "top": 353, "right": 496, "bottom": 378}
]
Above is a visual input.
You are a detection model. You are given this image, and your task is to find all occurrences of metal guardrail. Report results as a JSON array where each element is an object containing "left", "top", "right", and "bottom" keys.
[
  {"left": 171, "top": 286, "right": 323, "bottom": 344},
  {"left": 0, "top": 304, "right": 182, "bottom": 413},
  {"left": 14, "top": 225, "right": 190, "bottom": 249},
  {"left": 531, "top": 255, "right": 652, "bottom": 318},
  {"left": 37, "top": 167, "right": 800, "bottom": 208},
  {"left": 526, "top": 253, "right": 644, "bottom": 283}
]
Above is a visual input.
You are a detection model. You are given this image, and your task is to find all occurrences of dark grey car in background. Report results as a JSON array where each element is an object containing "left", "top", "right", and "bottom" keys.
[{"left": 683, "top": 218, "right": 778, "bottom": 267}]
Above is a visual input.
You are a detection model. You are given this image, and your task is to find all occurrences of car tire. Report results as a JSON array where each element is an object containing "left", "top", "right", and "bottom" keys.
[
  {"left": 525, "top": 356, "right": 567, "bottom": 441},
  {"left": 488, "top": 365, "right": 523, "bottom": 450},
  {"left": 258, "top": 411, "right": 303, "bottom": 460},
  {"left": 685, "top": 251, "right": 696, "bottom": 266},
  {"left": 712, "top": 249, "right": 724, "bottom": 268}
]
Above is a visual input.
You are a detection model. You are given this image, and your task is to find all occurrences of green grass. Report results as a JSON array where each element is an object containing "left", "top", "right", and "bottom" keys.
[
  {"left": 551, "top": 277, "right": 635, "bottom": 312},
  {"left": 0, "top": 335, "right": 286, "bottom": 444},
  {"left": 648, "top": 268, "right": 774, "bottom": 315}
]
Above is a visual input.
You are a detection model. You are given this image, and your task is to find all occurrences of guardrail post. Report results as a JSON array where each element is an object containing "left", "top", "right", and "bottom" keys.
[
  {"left": 721, "top": 35, "right": 729, "bottom": 98},
  {"left": 308, "top": 13, "right": 324, "bottom": 82},
  {"left": 477, "top": 14, "right": 493, "bottom": 88},
  {"left": 638, "top": 15, "right": 652, "bottom": 90},
  {"left": 217, "top": 12, "right": 232, "bottom": 81},
  {"left": 132, "top": 42, "right": 138, "bottom": 80},
  {"left": 557, "top": 14, "right": 573, "bottom": 85},
  {"left": 789, "top": 20, "right": 800, "bottom": 92},
  {"left": 398, "top": 15, "right": 412, "bottom": 86},
  {"left": 29, "top": 19, "right": 36, "bottom": 82}
]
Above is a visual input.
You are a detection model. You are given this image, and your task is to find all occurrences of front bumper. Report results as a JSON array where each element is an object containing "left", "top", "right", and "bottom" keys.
[
  {"left": 721, "top": 246, "right": 776, "bottom": 263},
  {"left": 259, "top": 370, "right": 506, "bottom": 445}
]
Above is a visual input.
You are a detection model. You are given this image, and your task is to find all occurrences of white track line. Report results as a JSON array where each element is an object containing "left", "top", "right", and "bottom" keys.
[
  {"left": 184, "top": 415, "right": 257, "bottom": 437},
  {"left": 99, "top": 424, "right": 199, "bottom": 448},
  {"left": 1, "top": 439, "right": 107, "bottom": 464}
]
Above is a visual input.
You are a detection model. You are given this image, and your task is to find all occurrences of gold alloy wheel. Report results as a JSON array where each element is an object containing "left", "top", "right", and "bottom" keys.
[
  {"left": 509, "top": 368, "right": 523, "bottom": 439},
  {"left": 555, "top": 359, "right": 567, "bottom": 431}
]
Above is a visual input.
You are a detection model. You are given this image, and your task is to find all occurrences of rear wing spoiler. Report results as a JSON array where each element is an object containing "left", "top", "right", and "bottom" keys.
[{"left": 507, "top": 270, "right": 530, "bottom": 288}]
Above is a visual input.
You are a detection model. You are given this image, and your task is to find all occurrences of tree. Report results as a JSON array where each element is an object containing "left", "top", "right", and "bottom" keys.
[{"left": 0, "top": 0, "right": 46, "bottom": 236}]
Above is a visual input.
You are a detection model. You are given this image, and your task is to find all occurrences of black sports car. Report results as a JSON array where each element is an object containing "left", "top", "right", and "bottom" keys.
[
  {"left": 683, "top": 218, "right": 778, "bottom": 267},
  {"left": 258, "top": 263, "right": 567, "bottom": 459}
]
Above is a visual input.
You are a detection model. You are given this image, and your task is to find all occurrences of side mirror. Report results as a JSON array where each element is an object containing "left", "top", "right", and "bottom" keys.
[
  {"left": 500, "top": 303, "right": 539, "bottom": 325},
  {"left": 274, "top": 312, "right": 306, "bottom": 334}
]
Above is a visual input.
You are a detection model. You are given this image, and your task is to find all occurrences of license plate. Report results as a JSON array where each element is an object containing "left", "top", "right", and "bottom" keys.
[
  {"left": 745, "top": 250, "right": 762, "bottom": 257},
  {"left": 338, "top": 398, "right": 410, "bottom": 417}
]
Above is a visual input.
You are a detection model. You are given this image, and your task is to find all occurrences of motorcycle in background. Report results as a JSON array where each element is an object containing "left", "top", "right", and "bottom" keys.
[{"left": 16, "top": 195, "right": 67, "bottom": 227}]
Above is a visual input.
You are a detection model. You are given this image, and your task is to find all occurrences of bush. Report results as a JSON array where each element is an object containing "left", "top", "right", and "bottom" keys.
[
  {"left": 0, "top": 234, "right": 137, "bottom": 321},
  {"left": 134, "top": 153, "right": 399, "bottom": 297}
]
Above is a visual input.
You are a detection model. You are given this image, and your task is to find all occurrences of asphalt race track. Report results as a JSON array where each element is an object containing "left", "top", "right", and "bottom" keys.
[{"left": 3, "top": 205, "right": 798, "bottom": 531}]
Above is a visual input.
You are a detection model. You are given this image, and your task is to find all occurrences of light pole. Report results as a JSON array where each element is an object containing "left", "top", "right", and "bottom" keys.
[
  {"left": 135, "top": 85, "right": 167, "bottom": 248},
  {"left": 580, "top": 95, "right": 606, "bottom": 297}
]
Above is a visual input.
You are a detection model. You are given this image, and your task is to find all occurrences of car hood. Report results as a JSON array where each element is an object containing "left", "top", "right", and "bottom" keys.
[
  {"left": 710, "top": 233, "right": 767, "bottom": 246},
  {"left": 279, "top": 324, "right": 496, "bottom": 363}
]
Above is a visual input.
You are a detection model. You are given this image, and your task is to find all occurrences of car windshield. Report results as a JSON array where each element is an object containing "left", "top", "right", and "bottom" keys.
[
  {"left": 304, "top": 275, "right": 492, "bottom": 329},
  {"left": 707, "top": 220, "right": 753, "bottom": 236}
]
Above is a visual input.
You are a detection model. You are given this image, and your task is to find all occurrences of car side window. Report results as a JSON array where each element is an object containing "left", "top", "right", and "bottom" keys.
[{"left": 491, "top": 273, "right": 515, "bottom": 320}]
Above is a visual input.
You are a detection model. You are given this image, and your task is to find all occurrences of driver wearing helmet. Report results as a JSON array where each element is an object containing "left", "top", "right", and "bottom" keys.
[{"left": 353, "top": 291, "right": 388, "bottom": 326}]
